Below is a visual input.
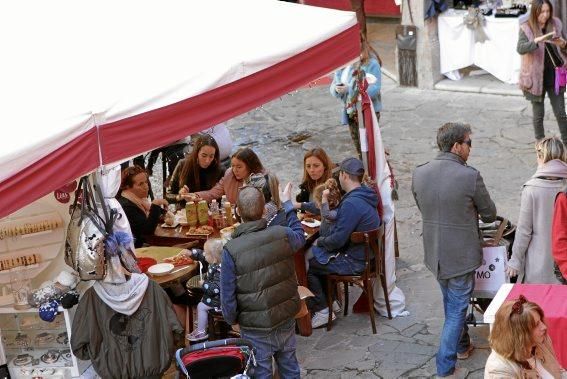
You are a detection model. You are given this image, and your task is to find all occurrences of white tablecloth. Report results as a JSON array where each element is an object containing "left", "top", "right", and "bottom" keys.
[{"left": 438, "top": 9, "right": 523, "bottom": 84}]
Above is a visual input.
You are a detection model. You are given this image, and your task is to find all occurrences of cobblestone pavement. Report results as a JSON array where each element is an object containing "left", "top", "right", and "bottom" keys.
[{"left": 221, "top": 76, "right": 555, "bottom": 378}]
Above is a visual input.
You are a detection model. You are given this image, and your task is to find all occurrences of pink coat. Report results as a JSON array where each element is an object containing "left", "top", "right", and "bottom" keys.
[
  {"left": 519, "top": 18, "right": 567, "bottom": 97},
  {"left": 194, "top": 168, "right": 242, "bottom": 204}
]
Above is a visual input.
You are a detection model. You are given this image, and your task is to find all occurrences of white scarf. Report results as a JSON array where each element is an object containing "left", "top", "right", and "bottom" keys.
[{"left": 93, "top": 273, "right": 149, "bottom": 316}]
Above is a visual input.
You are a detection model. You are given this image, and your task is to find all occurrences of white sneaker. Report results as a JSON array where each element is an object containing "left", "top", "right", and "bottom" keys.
[
  {"left": 311, "top": 310, "right": 336, "bottom": 329},
  {"left": 332, "top": 300, "right": 342, "bottom": 314}
]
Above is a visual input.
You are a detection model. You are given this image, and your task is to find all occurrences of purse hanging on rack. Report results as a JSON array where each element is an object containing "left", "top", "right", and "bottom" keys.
[{"left": 545, "top": 43, "right": 567, "bottom": 95}]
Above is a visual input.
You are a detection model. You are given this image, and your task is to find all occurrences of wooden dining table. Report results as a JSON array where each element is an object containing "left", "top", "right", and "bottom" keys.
[
  {"left": 136, "top": 246, "right": 198, "bottom": 285},
  {"left": 145, "top": 216, "right": 319, "bottom": 337}
]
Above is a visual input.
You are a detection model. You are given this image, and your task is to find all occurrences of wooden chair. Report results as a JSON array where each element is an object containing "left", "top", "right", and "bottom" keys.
[{"left": 325, "top": 224, "right": 392, "bottom": 334}]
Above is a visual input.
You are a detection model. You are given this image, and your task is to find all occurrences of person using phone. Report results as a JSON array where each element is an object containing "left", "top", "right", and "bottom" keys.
[{"left": 518, "top": 0, "right": 567, "bottom": 145}]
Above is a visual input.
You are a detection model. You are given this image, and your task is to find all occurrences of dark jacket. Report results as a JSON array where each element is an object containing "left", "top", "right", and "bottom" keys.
[
  {"left": 118, "top": 197, "right": 162, "bottom": 248},
  {"left": 71, "top": 280, "right": 183, "bottom": 379},
  {"left": 311, "top": 186, "right": 381, "bottom": 274},
  {"left": 221, "top": 217, "right": 305, "bottom": 331},
  {"left": 295, "top": 183, "right": 320, "bottom": 214},
  {"left": 190, "top": 249, "right": 221, "bottom": 309},
  {"left": 412, "top": 152, "right": 497, "bottom": 279}
]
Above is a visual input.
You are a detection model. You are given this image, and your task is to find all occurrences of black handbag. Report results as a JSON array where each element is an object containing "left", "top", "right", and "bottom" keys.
[{"left": 396, "top": 0, "right": 418, "bottom": 86}]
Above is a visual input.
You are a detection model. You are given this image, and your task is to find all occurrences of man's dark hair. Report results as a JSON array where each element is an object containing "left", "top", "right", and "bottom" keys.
[{"left": 437, "top": 122, "right": 472, "bottom": 152}]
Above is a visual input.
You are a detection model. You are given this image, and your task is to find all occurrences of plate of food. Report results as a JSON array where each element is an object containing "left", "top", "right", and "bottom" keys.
[
  {"left": 163, "top": 252, "right": 194, "bottom": 267},
  {"left": 185, "top": 225, "right": 215, "bottom": 236},
  {"left": 147, "top": 263, "right": 175, "bottom": 276},
  {"left": 301, "top": 219, "right": 321, "bottom": 228}
]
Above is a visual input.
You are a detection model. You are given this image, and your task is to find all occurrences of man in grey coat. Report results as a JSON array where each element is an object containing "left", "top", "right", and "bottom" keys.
[{"left": 412, "top": 122, "right": 496, "bottom": 379}]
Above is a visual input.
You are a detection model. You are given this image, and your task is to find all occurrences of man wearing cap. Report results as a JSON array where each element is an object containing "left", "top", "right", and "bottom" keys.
[
  {"left": 412, "top": 122, "right": 496, "bottom": 379},
  {"left": 307, "top": 157, "right": 381, "bottom": 328}
]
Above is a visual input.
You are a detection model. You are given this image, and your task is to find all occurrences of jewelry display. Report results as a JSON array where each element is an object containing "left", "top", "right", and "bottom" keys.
[
  {"left": 13, "top": 354, "right": 32, "bottom": 366},
  {"left": 60, "top": 348, "right": 72, "bottom": 362},
  {"left": 35, "top": 332, "right": 55, "bottom": 346},
  {"left": 56, "top": 332, "right": 68, "bottom": 345},
  {"left": 14, "top": 333, "right": 30, "bottom": 348},
  {"left": 0, "top": 218, "right": 62, "bottom": 240},
  {"left": 0, "top": 253, "right": 40, "bottom": 272},
  {"left": 40, "top": 349, "right": 60, "bottom": 364}
]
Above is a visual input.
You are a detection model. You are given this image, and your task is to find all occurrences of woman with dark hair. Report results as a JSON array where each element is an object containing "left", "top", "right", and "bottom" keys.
[
  {"left": 169, "top": 135, "right": 224, "bottom": 200},
  {"left": 295, "top": 147, "right": 335, "bottom": 214},
  {"left": 118, "top": 166, "right": 168, "bottom": 248},
  {"left": 485, "top": 295, "right": 563, "bottom": 378},
  {"left": 518, "top": 0, "right": 567, "bottom": 145},
  {"left": 183, "top": 147, "right": 264, "bottom": 204}
]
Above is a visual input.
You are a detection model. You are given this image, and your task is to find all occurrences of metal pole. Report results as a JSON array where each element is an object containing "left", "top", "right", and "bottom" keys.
[{"left": 357, "top": 94, "right": 369, "bottom": 174}]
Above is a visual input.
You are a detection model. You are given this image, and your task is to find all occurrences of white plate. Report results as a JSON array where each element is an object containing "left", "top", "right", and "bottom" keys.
[
  {"left": 301, "top": 219, "right": 321, "bottom": 228},
  {"left": 161, "top": 222, "right": 179, "bottom": 228},
  {"left": 147, "top": 263, "right": 174, "bottom": 276}
]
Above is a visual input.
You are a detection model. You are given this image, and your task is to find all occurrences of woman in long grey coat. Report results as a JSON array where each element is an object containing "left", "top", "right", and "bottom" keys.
[{"left": 507, "top": 137, "right": 567, "bottom": 283}]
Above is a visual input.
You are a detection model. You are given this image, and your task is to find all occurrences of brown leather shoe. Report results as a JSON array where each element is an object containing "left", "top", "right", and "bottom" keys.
[{"left": 457, "top": 344, "right": 474, "bottom": 360}]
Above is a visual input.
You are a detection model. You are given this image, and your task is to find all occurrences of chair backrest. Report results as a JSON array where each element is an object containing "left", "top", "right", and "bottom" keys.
[{"left": 350, "top": 223, "right": 385, "bottom": 279}]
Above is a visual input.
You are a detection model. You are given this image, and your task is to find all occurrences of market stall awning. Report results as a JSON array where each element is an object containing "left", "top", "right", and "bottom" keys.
[{"left": 0, "top": 0, "right": 359, "bottom": 218}]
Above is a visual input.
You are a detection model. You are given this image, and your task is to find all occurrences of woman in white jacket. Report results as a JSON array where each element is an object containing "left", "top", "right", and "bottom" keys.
[{"left": 507, "top": 137, "right": 567, "bottom": 283}]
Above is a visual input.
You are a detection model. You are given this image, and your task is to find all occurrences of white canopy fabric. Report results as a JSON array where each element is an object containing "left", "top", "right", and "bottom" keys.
[{"left": 0, "top": 0, "right": 359, "bottom": 218}]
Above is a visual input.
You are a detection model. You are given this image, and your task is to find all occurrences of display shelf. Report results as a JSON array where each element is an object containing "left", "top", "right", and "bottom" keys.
[{"left": 0, "top": 306, "right": 90, "bottom": 378}]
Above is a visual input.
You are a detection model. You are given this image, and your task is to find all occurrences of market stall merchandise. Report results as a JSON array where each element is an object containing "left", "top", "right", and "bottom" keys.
[{"left": 438, "top": 8, "right": 523, "bottom": 84}]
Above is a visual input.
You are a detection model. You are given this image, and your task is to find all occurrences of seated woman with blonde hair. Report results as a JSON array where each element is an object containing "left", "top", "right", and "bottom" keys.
[{"left": 485, "top": 295, "right": 564, "bottom": 378}]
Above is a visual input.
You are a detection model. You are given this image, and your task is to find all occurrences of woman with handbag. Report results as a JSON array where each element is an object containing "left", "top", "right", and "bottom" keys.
[
  {"left": 506, "top": 137, "right": 567, "bottom": 284},
  {"left": 518, "top": 0, "right": 567, "bottom": 145}
]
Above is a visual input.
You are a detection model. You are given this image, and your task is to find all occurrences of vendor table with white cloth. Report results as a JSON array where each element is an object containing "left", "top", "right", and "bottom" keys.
[{"left": 438, "top": 9, "right": 522, "bottom": 84}]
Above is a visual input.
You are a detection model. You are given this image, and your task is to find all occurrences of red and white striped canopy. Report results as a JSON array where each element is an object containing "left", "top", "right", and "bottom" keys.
[{"left": 0, "top": 0, "right": 359, "bottom": 218}]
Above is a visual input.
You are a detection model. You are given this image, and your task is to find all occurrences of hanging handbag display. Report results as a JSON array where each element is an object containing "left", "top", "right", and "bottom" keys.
[
  {"left": 545, "top": 43, "right": 567, "bottom": 95},
  {"left": 64, "top": 177, "right": 108, "bottom": 281},
  {"left": 396, "top": 0, "right": 418, "bottom": 87}
]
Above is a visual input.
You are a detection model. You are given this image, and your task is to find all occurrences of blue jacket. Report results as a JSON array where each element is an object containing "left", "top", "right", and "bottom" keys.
[
  {"left": 330, "top": 58, "right": 382, "bottom": 125},
  {"left": 312, "top": 186, "right": 381, "bottom": 274}
]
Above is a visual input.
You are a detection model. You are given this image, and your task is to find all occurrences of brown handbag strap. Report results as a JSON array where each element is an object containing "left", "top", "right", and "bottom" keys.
[{"left": 493, "top": 218, "right": 508, "bottom": 245}]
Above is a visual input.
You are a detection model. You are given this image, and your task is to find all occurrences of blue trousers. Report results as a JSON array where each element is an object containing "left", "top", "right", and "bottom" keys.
[
  {"left": 240, "top": 319, "right": 300, "bottom": 379},
  {"left": 436, "top": 271, "right": 474, "bottom": 377}
]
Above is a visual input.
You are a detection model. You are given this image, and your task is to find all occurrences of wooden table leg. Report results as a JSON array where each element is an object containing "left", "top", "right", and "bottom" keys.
[{"left": 294, "top": 248, "right": 312, "bottom": 337}]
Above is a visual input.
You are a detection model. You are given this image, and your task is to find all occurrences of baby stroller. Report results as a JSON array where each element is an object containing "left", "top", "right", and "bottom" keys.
[
  {"left": 175, "top": 338, "right": 256, "bottom": 379},
  {"left": 467, "top": 216, "right": 516, "bottom": 326}
]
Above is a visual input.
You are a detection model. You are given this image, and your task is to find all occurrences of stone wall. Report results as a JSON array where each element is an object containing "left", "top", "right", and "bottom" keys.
[{"left": 396, "top": 0, "right": 443, "bottom": 89}]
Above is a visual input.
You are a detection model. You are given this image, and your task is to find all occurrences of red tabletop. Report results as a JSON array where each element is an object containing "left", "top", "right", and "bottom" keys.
[{"left": 507, "top": 284, "right": 567, "bottom": 369}]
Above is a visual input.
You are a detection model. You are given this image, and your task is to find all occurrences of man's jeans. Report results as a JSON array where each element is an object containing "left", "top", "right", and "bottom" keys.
[
  {"left": 436, "top": 272, "right": 474, "bottom": 377},
  {"left": 240, "top": 319, "right": 300, "bottom": 379},
  {"left": 307, "top": 257, "right": 364, "bottom": 312}
]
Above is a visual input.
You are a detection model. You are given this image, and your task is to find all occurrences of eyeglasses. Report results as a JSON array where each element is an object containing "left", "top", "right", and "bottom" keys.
[
  {"left": 511, "top": 295, "right": 527, "bottom": 315},
  {"left": 463, "top": 139, "right": 472, "bottom": 147}
]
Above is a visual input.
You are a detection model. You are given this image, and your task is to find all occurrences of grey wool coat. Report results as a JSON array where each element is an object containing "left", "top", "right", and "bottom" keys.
[
  {"left": 507, "top": 177, "right": 567, "bottom": 284},
  {"left": 412, "top": 152, "right": 497, "bottom": 279}
]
